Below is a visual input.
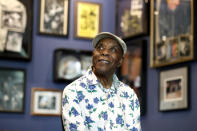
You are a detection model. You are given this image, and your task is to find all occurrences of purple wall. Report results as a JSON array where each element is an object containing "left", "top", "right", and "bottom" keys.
[{"left": 0, "top": 0, "right": 197, "bottom": 131}]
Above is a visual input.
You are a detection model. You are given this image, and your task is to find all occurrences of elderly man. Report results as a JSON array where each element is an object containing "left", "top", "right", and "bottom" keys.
[{"left": 62, "top": 32, "right": 141, "bottom": 131}]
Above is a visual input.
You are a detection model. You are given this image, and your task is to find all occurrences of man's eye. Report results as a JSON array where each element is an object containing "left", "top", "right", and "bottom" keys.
[
  {"left": 110, "top": 47, "right": 117, "bottom": 52},
  {"left": 97, "top": 46, "right": 104, "bottom": 50}
]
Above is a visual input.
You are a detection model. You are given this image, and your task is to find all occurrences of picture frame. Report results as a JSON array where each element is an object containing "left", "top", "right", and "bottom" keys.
[
  {"left": 159, "top": 66, "right": 189, "bottom": 111},
  {"left": 38, "top": 0, "right": 69, "bottom": 36},
  {"left": 118, "top": 39, "right": 146, "bottom": 115},
  {"left": 74, "top": 1, "right": 102, "bottom": 39},
  {"left": 0, "top": 67, "right": 26, "bottom": 113},
  {"left": 31, "top": 88, "right": 62, "bottom": 116},
  {"left": 0, "top": 0, "right": 33, "bottom": 61},
  {"left": 53, "top": 49, "right": 92, "bottom": 83},
  {"left": 116, "top": 0, "right": 148, "bottom": 40},
  {"left": 150, "top": 0, "right": 194, "bottom": 68}
]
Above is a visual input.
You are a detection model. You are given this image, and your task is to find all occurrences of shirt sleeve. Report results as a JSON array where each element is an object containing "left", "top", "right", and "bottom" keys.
[{"left": 62, "top": 84, "right": 86, "bottom": 131}]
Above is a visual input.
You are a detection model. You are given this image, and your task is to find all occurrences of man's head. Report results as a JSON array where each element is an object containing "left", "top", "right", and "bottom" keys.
[{"left": 92, "top": 32, "right": 127, "bottom": 75}]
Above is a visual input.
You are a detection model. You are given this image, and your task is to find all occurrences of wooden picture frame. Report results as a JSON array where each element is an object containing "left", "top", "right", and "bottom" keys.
[
  {"left": 0, "top": 67, "right": 26, "bottom": 113},
  {"left": 38, "top": 0, "right": 69, "bottom": 36},
  {"left": 31, "top": 88, "right": 62, "bottom": 116},
  {"left": 53, "top": 49, "right": 92, "bottom": 83},
  {"left": 159, "top": 66, "right": 189, "bottom": 111},
  {"left": 150, "top": 0, "right": 194, "bottom": 68},
  {"left": 118, "top": 39, "right": 146, "bottom": 115},
  {"left": 0, "top": 0, "right": 33, "bottom": 61},
  {"left": 116, "top": 0, "right": 148, "bottom": 40},
  {"left": 74, "top": 1, "right": 102, "bottom": 39}
]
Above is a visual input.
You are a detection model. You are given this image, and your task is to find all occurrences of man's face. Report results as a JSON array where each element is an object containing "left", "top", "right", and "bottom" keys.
[{"left": 92, "top": 38, "right": 123, "bottom": 75}]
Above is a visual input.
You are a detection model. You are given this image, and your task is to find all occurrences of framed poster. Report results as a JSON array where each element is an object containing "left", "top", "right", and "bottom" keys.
[
  {"left": 31, "top": 88, "right": 62, "bottom": 116},
  {"left": 119, "top": 40, "right": 146, "bottom": 115},
  {"left": 159, "top": 66, "right": 189, "bottom": 111},
  {"left": 0, "top": 67, "right": 25, "bottom": 113},
  {"left": 0, "top": 0, "right": 33, "bottom": 61},
  {"left": 116, "top": 0, "right": 148, "bottom": 40},
  {"left": 150, "top": 0, "right": 194, "bottom": 68},
  {"left": 53, "top": 49, "right": 92, "bottom": 83},
  {"left": 74, "top": 1, "right": 102, "bottom": 39},
  {"left": 39, "top": 0, "right": 69, "bottom": 36}
]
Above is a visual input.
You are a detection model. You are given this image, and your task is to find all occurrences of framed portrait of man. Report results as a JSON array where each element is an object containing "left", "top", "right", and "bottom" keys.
[{"left": 150, "top": 0, "right": 194, "bottom": 68}]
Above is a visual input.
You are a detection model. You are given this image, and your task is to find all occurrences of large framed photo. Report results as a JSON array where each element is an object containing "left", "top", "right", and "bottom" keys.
[
  {"left": 74, "top": 1, "right": 102, "bottom": 39},
  {"left": 53, "top": 49, "right": 92, "bottom": 83},
  {"left": 0, "top": 0, "right": 33, "bottom": 61},
  {"left": 116, "top": 0, "right": 148, "bottom": 40},
  {"left": 39, "top": 0, "right": 69, "bottom": 36},
  {"left": 119, "top": 40, "right": 146, "bottom": 115},
  {"left": 0, "top": 67, "right": 26, "bottom": 113},
  {"left": 31, "top": 88, "right": 62, "bottom": 116},
  {"left": 159, "top": 66, "right": 189, "bottom": 111},
  {"left": 150, "top": 0, "right": 194, "bottom": 68}
]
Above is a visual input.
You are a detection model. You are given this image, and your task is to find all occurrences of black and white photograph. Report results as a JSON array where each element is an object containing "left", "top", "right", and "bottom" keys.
[
  {"left": 0, "top": 68, "right": 25, "bottom": 113},
  {"left": 6, "top": 31, "right": 23, "bottom": 52},
  {"left": 80, "top": 55, "right": 92, "bottom": 75}
]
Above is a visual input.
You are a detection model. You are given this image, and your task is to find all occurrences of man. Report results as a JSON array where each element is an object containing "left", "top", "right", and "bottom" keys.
[{"left": 62, "top": 32, "right": 141, "bottom": 131}]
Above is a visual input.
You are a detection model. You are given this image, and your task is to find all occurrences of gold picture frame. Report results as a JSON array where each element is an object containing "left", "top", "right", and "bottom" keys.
[
  {"left": 74, "top": 1, "right": 102, "bottom": 39},
  {"left": 150, "top": 0, "right": 194, "bottom": 68}
]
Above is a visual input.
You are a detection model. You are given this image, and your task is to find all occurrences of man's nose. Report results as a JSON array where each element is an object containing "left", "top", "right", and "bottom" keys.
[{"left": 101, "top": 48, "right": 110, "bottom": 56}]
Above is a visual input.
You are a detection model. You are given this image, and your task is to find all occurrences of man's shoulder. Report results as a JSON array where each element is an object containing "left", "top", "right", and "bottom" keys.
[
  {"left": 117, "top": 81, "right": 136, "bottom": 96},
  {"left": 64, "top": 75, "right": 87, "bottom": 89}
]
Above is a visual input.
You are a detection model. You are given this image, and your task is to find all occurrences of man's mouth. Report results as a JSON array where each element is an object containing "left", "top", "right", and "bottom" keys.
[{"left": 98, "top": 59, "right": 110, "bottom": 64}]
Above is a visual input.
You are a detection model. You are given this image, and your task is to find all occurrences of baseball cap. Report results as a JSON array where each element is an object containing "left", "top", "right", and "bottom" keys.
[{"left": 92, "top": 32, "right": 127, "bottom": 55}]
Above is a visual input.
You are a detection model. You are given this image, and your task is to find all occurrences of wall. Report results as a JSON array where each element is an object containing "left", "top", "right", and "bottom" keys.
[{"left": 0, "top": 0, "right": 197, "bottom": 131}]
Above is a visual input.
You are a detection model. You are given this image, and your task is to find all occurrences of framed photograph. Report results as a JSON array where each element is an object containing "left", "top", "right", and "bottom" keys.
[
  {"left": 74, "top": 1, "right": 102, "bottom": 39},
  {"left": 39, "top": 0, "right": 69, "bottom": 36},
  {"left": 0, "top": 0, "right": 33, "bottom": 61},
  {"left": 116, "top": 0, "right": 148, "bottom": 40},
  {"left": 53, "top": 49, "right": 92, "bottom": 83},
  {"left": 0, "top": 67, "right": 26, "bottom": 113},
  {"left": 150, "top": 0, "right": 194, "bottom": 68},
  {"left": 119, "top": 40, "right": 146, "bottom": 115},
  {"left": 159, "top": 66, "right": 189, "bottom": 111},
  {"left": 31, "top": 88, "right": 62, "bottom": 116}
]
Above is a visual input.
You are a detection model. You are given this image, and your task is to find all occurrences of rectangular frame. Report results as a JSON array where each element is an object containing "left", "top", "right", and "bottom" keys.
[
  {"left": 159, "top": 66, "right": 189, "bottom": 111},
  {"left": 150, "top": 0, "right": 194, "bottom": 68},
  {"left": 0, "top": 67, "right": 26, "bottom": 113},
  {"left": 31, "top": 88, "right": 62, "bottom": 116},
  {"left": 74, "top": 1, "right": 102, "bottom": 39},
  {"left": 0, "top": 0, "right": 33, "bottom": 61},
  {"left": 53, "top": 48, "right": 92, "bottom": 83},
  {"left": 39, "top": 0, "right": 69, "bottom": 36},
  {"left": 118, "top": 39, "right": 146, "bottom": 115},
  {"left": 116, "top": 0, "right": 148, "bottom": 40}
]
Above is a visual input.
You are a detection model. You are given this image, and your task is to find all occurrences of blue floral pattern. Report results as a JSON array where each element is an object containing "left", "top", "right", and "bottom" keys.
[{"left": 62, "top": 68, "right": 141, "bottom": 131}]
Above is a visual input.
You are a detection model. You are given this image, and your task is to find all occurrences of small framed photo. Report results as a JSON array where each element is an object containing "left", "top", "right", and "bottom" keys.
[
  {"left": 39, "top": 0, "right": 69, "bottom": 36},
  {"left": 159, "top": 66, "right": 189, "bottom": 111},
  {"left": 150, "top": 0, "right": 194, "bottom": 68},
  {"left": 53, "top": 49, "right": 92, "bottom": 83},
  {"left": 0, "top": 67, "right": 26, "bottom": 113},
  {"left": 0, "top": 0, "right": 33, "bottom": 61},
  {"left": 31, "top": 88, "right": 62, "bottom": 116},
  {"left": 116, "top": 0, "right": 148, "bottom": 39},
  {"left": 119, "top": 40, "right": 146, "bottom": 115},
  {"left": 74, "top": 1, "right": 102, "bottom": 39}
]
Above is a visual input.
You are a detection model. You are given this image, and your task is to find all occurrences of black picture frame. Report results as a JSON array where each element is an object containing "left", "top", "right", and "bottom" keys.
[
  {"left": 118, "top": 39, "right": 146, "bottom": 115},
  {"left": 116, "top": 0, "right": 148, "bottom": 40},
  {"left": 0, "top": 0, "right": 33, "bottom": 61},
  {"left": 0, "top": 67, "right": 26, "bottom": 113},
  {"left": 38, "top": 0, "right": 69, "bottom": 37},
  {"left": 53, "top": 49, "right": 92, "bottom": 83}
]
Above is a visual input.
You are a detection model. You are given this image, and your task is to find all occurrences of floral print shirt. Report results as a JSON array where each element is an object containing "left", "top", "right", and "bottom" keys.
[{"left": 62, "top": 68, "right": 141, "bottom": 131}]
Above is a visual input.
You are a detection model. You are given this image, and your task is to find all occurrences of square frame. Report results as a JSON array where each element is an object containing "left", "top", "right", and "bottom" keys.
[
  {"left": 118, "top": 39, "right": 146, "bottom": 115},
  {"left": 150, "top": 0, "right": 194, "bottom": 68},
  {"left": 38, "top": 0, "right": 69, "bottom": 36},
  {"left": 53, "top": 49, "right": 92, "bottom": 83},
  {"left": 116, "top": 0, "right": 148, "bottom": 40},
  {"left": 0, "top": 67, "right": 26, "bottom": 113},
  {"left": 31, "top": 88, "right": 62, "bottom": 116},
  {"left": 74, "top": 1, "right": 102, "bottom": 39},
  {"left": 159, "top": 66, "right": 189, "bottom": 111},
  {"left": 0, "top": 0, "right": 33, "bottom": 61}
]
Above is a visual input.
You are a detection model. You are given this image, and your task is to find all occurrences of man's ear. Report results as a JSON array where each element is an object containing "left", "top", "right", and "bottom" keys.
[{"left": 117, "top": 57, "right": 123, "bottom": 68}]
